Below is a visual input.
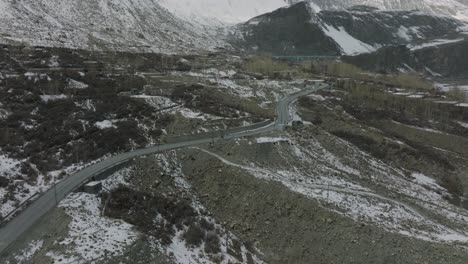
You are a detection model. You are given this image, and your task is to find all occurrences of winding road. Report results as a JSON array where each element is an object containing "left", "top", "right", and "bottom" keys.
[{"left": 0, "top": 81, "right": 328, "bottom": 254}]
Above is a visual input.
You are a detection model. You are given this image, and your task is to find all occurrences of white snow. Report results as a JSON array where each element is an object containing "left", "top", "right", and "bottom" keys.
[
  {"left": 131, "top": 95, "right": 175, "bottom": 109},
  {"left": 308, "top": 2, "right": 322, "bottom": 13},
  {"left": 0, "top": 107, "right": 9, "bottom": 120},
  {"left": 50, "top": 192, "right": 138, "bottom": 263},
  {"left": 424, "top": 67, "right": 442, "bottom": 77},
  {"left": 296, "top": 0, "right": 468, "bottom": 22},
  {"left": 0, "top": 153, "right": 21, "bottom": 177},
  {"left": 178, "top": 110, "right": 205, "bottom": 120},
  {"left": 457, "top": 121, "right": 468, "bottom": 128},
  {"left": 158, "top": 0, "right": 289, "bottom": 25},
  {"left": 407, "top": 94, "right": 425, "bottom": 98},
  {"left": 75, "top": 99, "right": 96, "bottom": 112},
  {"left": 410, "top": 38, "right": 465, "bottom": 50},
  {"left": 195, "top": 131, "right": 468, "bottom": 244},
  {"left": 307, "top": 94, "right": 326, "bottom": 101},
  {"left": 147, "top": 152, "right": 265, "bottom": 264},
  {"left": 256, "top": 136, "right": 290, "bottom": 144},
  {"left": 411, "top": 172, "right": 442, "bottom": 190},
  {"left": 95, "top": 120, "right": 116, "bottom": 130},
  {"left": 396, "top": 26, "right": 412, "bottom": 41},
  {"left": 130, "top": 93, "right": 220, "bottom": 121},
  {"left": 0, "top": 153, "right": 23, "bottom": 218},
  {"left": 66, "top": 79, "right": 88, "bottom": 90},
  {"left": 101, "top": 168, "right": 131, "bottom": 190},
  {"left": 40, "top": 94, "right": 68, "bottom": 102},
  {"left": 0, "top": 0, "right": 229, "bottom": 53},
  {"left": 13, "top": 240, "right": 44, "bottom": 263},
  {"left": 321, "top": 24, "right": 375, "bottom": 55}
]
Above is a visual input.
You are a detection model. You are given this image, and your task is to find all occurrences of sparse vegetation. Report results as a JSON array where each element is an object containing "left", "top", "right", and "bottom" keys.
[
  {"left": 447, "top": 85, "right": 468, "bottom": 102},
  {"left": 305, "top": 61, "right": 434, "bottom": 91},
  {"left": 391, "top": 73, "right": 433, "bottom": 91},
  {"left": 103, "top": 185, "right": 221, "bottom": 253},
  {"left": 0, "top": 44, "right": 179, "bottom": 176},
  {"left": 184, "top": 223, "right": 205, "bottom": 247},
  {"left": 204, "top": 231, "right": 221, "bottom": 254},
  {"left": 243, "top": 55, "right": 290, "bottom": 75},
  {"left": 0, "top": 176, "right": 9, "bottom": 188}
]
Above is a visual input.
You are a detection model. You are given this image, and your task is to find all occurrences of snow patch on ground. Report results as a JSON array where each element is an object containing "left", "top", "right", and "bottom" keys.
[
  {"left": 412, "top": 172, "right": 439, "bottom": 187},
  {"left": 457, "top": 121, "right": 468, "bottom": 128},
  {"left": 40, "top": 94, "right": 68, "bottom": 102},
  {"left": 66, "top": 79, "right": 88, "bottom": 90},
  {"left": 178, "top": 108, "right": 212, "bottom": 120},
  {"left": 321, "top": 24, "right": 375, "bottom": 55},
  {"left": 158, "top": 0, "right": 289, "bottom": 25},
  {"left": 196, "top": 134, "right": 468, "bottom": 244},
  {"left": 410, "top": 38, "right": 465, "bottom": 50},
  {"left": 396, "top": 26, "right": 412, "bottom": 41},
  {"left": 0, "top": 153, "right": 23, "bottom": 218},
  {"left": 0, "top": 153, "right": 21, "bottom": 178},
  {"left": 0, "top": 108, "right": 9, "bottom": 120},
  {"left": 132, "top": 93, "right": 220, "bottom": 121},
  {"left": 151, "top": 152, "right": 265, "bottom": 264},
  {"left": 49, "top": 192, "right": 138, "bottom": 263},
  {"left": 131, "top": 95, "right": 175, "bottom": 109},
  {"left": 256, "top": 137, "right": 290, "bottom": 144},
  {"left": 101, "top": 168, "right": 132, "bottom": 190},
  {"left": 0, "top": 0, "right": 228, "bottom": 53},
  {"left": 95, "top": 120, "right": 116, "bottom": 130},
  {"left": 75, "top": 99, "right": 96, "bottom": 112},
  {"left": 13, "top": 240, "right": 44, "bottom": 264}
]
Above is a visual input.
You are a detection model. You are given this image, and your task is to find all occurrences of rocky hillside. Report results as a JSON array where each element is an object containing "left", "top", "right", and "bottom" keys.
[
  {"left": 343, "top": 38, "right": 468, "bottom": 77},
  {"left": 2, "top": 0, "right": 467, "bottom": 56},
  {"left": 0, "top": 0, "right": 295, "bottom": 53},
  {"left": 233, "top": 2, "right": 466, "bottom": 56},
  {"left": 0, "top": 0, "right": 229, "bottom": 53},
  {"left": 289, "top": 0, "right": 468, "bottom": 21},
  {"left": 158, "top": 0, "right": 290, "bottom": 26}
]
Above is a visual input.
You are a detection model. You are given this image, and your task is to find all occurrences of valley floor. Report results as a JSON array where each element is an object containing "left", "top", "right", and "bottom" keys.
[{"left": 2, "top": 46, "right": 468, "bottom": 263}]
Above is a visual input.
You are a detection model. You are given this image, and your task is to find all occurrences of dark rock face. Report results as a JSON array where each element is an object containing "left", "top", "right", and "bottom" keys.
[
  {"left": 319, "top": 9, "right": 462, "bottom": 46},
  {"left": 414, "top": 40, "right": 468, "bottom": 77},
  {"left": 232, "top": 2, "right": 464, "bottom": 56},
  {"left": 342, "top": 45, "right": 417, "bottom": 74},
  {"left": 343, "top": 40, "right": 468, "bottom": 78},
  {"left": 232, "top": 3, "right": 340, "bottom": 56}
]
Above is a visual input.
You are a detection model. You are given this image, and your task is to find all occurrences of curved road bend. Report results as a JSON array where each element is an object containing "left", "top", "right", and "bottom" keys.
[{"left": 0, "top": 82, "right": 328, "bottom": 254}]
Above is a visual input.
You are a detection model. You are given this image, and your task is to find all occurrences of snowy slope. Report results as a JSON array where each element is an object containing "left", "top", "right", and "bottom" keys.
[
  {"left": 0, "top": 0, "right": 230, "bottom": 53},
  {"left": 321, "top": 24, "right": 376, "bottom": 55},
  {"left": 0, "top": 0, "right": 293, "bottom": 53},
  {"left": 290, "top": 0, "right": 468, "bottom": 21},
  {"left": 158, "top": 0, "right": 289, "bottom": 25},
  {"left": 235, "top": 1, "right": 464, "bottom": 56}
]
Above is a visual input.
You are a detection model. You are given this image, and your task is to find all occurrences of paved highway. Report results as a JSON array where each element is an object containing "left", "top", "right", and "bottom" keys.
[{"left": 0, "top": 82, "right": 328, "bottom": 254}]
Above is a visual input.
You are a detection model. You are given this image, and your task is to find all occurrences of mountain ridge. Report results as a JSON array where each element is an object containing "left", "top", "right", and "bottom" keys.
[
  {"left": 289, "top": 0, "right": 468, "bottom": 21},
  {"left": 233, "top": 2, "right": 466, "bottom": 56}
]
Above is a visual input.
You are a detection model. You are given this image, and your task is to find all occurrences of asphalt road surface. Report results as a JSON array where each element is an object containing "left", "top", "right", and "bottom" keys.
[{"left": 0, "top": 81, "right": 328, "bottom": 254}]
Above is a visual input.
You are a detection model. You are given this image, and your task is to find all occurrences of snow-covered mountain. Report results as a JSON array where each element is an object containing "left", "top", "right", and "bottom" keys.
[
  {"left": 0, "top": 0, "right": 293, "bottom": 53},
  {"left": 234, "top": 2, "right": 466, "bottom": 56},
  {"left": 289, "top": 0, "right": 468, "bottom": 21},
  {"left": 0, "top": 0, "right": 231, "bottom": 53},
  {"left": 1, "top": 0, "right": 467, "bottom": 53},
  {"left": 158, "top": 0, "right": 289, "bottom": 26}
]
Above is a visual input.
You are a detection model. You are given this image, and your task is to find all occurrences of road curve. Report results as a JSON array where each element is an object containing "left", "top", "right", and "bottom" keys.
[{"left": 0, "top": 82, "right": 328, "bottom": 254}]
